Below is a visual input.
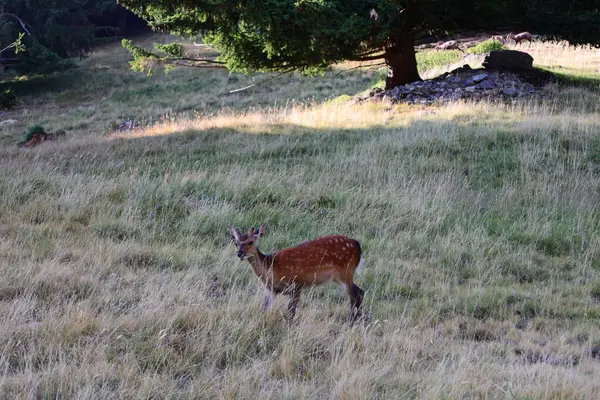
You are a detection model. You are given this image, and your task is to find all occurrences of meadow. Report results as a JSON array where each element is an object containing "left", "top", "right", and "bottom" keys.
[{"left": 1, "top": 36, "right": 600, "bottom": 399}]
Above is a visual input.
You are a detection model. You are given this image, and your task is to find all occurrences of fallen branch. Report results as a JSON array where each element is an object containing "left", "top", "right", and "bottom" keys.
[
  {"left": 170, "top": 61, "right": 227, "bottom": 69},
  {"left": 171, "top": 56, "right": 226, "bottom": 65},
  {"left": 334, "top": 62, "right": 386, "bottom": 77},
  {"left": 229, "top": 68, "right": 298, "bottom": 94}
]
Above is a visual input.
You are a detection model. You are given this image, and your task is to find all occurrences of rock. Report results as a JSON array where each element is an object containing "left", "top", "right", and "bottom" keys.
[
  {"left": 471, "top": 73, "right": 488, "bottom": 83},
  {"left": 453, "top": 64, "right": 473, "bottom": 74},
  {"left": 502, "top": 88, "right": 518, "bottom": 96},
  {"left": 483, "top": 50, "right": 534, "bottom": 71},
  {"left": 478, "top": 80, "right": 495, "bottom": 90},
  {"left": 0, "top": 119, "right": 18, "bottom": 128},
  {"left": 117, "top": 120, "right": 140, "bottom": 131},
  {"left": 354, "top": 53, "right": 552, "bottom": 106}
]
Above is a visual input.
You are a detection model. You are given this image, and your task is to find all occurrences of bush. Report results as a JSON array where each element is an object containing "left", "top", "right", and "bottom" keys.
[
  {"left": 468, "top": 39, "right": 507, "bottom": 55},
  {"left": 23, "top": 125, "right": 46, "bottom": 141},
  {"left": 0, "top": 89, "right": 17, "bottom": 110}
]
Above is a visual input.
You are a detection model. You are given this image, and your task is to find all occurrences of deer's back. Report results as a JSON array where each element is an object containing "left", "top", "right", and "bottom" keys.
[{"left": 272, "top": 235, "right": 361, "bottom": 272}]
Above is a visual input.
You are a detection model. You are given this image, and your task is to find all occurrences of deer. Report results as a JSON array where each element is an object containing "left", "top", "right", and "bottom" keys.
[
  {"left": 507, "top": 32, "right": 533, "bottom": 45},
  {"left": 228, "top": 225, "right": 365, "bottom": 324},
  {"left": 490, "top": 35, "right": 506, "bottom": 44},
  {"left": 436, "top": 40, "right": 465, "bottom": 53}
]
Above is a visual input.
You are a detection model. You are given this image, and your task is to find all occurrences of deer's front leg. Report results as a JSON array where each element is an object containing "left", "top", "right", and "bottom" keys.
[{"left": 264, "top": 290, "right": 275, "bottom": 311}]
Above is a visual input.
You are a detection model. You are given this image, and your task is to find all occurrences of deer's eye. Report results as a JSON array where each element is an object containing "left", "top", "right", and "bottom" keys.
[{"left": 247, "top": 241, "right": 254, "bottom": 246}]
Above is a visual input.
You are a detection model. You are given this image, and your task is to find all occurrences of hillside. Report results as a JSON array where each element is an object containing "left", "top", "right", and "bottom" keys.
[{"left": 1, "top": 37, "right": 600, "bottom": 398}]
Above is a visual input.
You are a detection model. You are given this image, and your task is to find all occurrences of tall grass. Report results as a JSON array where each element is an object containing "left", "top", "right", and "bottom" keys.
[{"left": 1, "top": 37, "right": 600, "bottom": 399}]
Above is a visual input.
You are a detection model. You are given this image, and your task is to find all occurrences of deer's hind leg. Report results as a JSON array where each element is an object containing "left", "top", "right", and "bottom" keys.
[
  {"left": 285, "top": 286, "right": 302, "bottom": 324},
  {"left": 346, "top": 282, "right": 364, "bottom": 323}
]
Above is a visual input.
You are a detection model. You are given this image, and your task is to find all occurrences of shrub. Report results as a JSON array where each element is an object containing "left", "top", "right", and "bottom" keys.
[
  {"left": 468, "top": 39, "right": 507, "bottom": 55},
  {"left": 24, "top": 125, "right": 47, "bottom": 141},
  {"left": 0, "top": 89, "right": 17, "bottom": 110}
]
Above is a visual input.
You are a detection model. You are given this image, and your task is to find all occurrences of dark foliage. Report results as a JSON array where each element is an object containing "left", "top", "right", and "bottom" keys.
[{"left": 120, "top": 0, "right": 600, "bottom": 89}]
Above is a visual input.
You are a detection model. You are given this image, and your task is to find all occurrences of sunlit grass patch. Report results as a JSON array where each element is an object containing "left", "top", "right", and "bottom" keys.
[{"left": 513, "top": 40, "right": 600, "bottom": 72}]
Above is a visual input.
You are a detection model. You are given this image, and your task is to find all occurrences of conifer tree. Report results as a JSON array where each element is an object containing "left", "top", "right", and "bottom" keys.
[
  {"left": 120, "top": 0, "right": 600, "bottom": 89},
  {"left": 0, "top": 1, "right": 133, "bottom": 73}
]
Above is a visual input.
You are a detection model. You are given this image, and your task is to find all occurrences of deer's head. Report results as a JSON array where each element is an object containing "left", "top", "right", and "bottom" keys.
[{"left": 228, "top": 224, "right": 265, "bottom": 259}]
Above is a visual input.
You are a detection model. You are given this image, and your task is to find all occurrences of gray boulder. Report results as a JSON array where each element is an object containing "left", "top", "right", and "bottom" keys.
[{"left": 483, "top": 50, "right": 534, "bottom": 71}]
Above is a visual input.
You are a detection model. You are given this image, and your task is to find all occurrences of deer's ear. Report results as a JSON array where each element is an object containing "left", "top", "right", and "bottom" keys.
[
  {"left": 228, "top": 226, "right": 240, "bottom": 242},
  {"left": 257, "top": 224, "right": 266, "bottom": 237}
]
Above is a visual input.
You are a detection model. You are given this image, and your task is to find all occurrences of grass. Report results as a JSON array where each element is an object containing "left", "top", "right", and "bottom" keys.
[
  {"left": 0, "top": 34, "right": 380, "bottom": 143},
  {"left": 1, "top": 36, "right": 600, "bottom": 398},
  {"left": 416, "top": 49, "right": 464, "bottom": 72},
  {"left": 510, "top": 40, "right": 600, "bottom": 91}
]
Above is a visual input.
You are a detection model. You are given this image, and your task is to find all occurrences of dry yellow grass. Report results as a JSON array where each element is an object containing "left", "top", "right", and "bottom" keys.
[
  {"left": 1, "top": 38, "right": 600, "bottom": 399},
  {"left": 510, "top": 40, "right": 600, "bottom": 71}
]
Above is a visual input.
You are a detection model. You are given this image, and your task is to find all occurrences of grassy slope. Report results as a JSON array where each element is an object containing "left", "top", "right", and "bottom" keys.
[
  {"left": 1, "top": 37, "right": 600, "bottom": 398},
  {"left": 0, "top": 35, "right": 379, "bottom": 146}
]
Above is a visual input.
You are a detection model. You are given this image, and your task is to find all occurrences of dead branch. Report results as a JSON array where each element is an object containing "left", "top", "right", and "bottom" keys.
[
  {"left": 0, "top": 13, "right": 31, "bottom": 35},
  {"left": 229, "top": 68, "right": 298, "bottom": 94}
]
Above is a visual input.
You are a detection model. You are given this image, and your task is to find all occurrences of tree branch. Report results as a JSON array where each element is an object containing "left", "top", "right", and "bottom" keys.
[
  {"left": 0, "top": 13, "right": 31, "bottom": 35},
  {"left": 354, "top": 48, "right": 383, "bottom": 58},
  {"left": 348, "top": 53, "right": 385, "bottom": 62},
  {"left": 171, "top": 57, "right": 226, "bottom": 64}
]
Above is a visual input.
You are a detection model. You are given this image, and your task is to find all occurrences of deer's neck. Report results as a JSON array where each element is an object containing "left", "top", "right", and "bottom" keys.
[{"left": 246, "top": 248, "right": 273, "bottom": 279}]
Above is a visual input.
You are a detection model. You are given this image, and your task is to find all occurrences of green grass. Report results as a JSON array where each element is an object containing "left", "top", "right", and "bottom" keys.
[
  {"left": 468, "top": 39, "right": 507, "bottom": 54},
  {"left": 1, "top": 36, "right": 600, "bottom": 398},
  {"left": 416, "top": 49, "right": 464, "bottom": 72}
]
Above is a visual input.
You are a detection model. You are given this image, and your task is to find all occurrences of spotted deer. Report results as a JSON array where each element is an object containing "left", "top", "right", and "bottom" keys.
[
  {"left": 228, "top": 225, "right": 365, "bottom": 323},
  {"left": 507, "top": 32, "right": 533, "bottom": 44}
]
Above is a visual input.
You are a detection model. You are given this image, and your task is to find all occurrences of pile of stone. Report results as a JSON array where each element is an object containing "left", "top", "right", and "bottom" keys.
[{"left": 357, "top": 50, "right": 556, "bottom": 105}]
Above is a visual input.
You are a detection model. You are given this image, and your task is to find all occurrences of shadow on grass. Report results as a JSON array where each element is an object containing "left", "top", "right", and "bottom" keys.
[
  {"left": 541, "top": 66, "right": 600, "bottom": 90},
  {"left": 1, "top": 69, "right": 87, "bottom": 97}
]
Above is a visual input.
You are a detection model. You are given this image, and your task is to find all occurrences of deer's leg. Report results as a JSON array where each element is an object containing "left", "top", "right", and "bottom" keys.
[
  {"left": 285, "top": 286, "right": 302, "bottom": 324},
  {"left": 264, "top": 289, "right": 276, "bottom": 311},
  {"left": 346, "top": 283, "right": 364, "bottom": 323}
]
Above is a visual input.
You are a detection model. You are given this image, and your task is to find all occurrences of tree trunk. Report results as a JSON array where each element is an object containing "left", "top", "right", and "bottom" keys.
[{"left": 384, "top": 33, "right": 421, "bottom": 90}]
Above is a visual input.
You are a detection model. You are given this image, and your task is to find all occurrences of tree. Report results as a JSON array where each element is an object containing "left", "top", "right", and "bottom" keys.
[
  {"left": 122, "top": 1, "right": 599, "bottom": 89},
  {"left": 0, "top": 1, "right": 147, "bottom": 74}
]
